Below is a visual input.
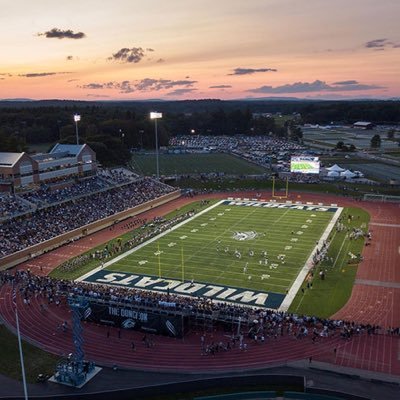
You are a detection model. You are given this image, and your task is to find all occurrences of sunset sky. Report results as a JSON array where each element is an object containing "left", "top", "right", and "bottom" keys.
[{"left": 0, "top": 0, "right": 399, "bottom": 100}]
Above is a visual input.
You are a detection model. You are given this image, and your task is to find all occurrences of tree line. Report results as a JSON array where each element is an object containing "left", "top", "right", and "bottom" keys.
[{"left": 0, "top": 99, "right": 398, "bottom": 165}]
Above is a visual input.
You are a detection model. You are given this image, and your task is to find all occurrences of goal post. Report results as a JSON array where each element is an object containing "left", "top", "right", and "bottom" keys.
[{"left": 272, "top": 176, "right": 289, "bottom": 199}]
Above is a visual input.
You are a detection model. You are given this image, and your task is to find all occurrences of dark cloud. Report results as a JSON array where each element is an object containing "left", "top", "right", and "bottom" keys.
[
  {"left": 365, "top": 38, "right": 387, "bottom": 48},
  {"left": 81, "top": 83, "right": 104, "bottom": 89},
  {"left": 209, "top": 85, "right": 232, "bottom": 89},
  {"left": 119, "top": 81, "right": 134, "bottom": 93},
  {"left": 229, "top": 67, "right": 277, "bottom": 75},
  {"left": 87, "top": 94, "right": 110, "bottom": 98},
  {"left": 248, "top": 80, "right": 329, "bottom": 93},
  {"left": 135, "top": 78, "right": 197, "bottom": 91},
  {"left": 166, "top": 88, "right": 198, "bottom": 96},
  {"left": 248, "top": 80, "right": 384, "bottom": 94},
  {"left": 146, "top": 48, "right": 154, "bottom": 52},
  {"left": 38, "top": 28, "right": 86, "bottom": 39},
  {"left": 332, "top": 80, "right": 359, "bottom": 85},
  {"left": 80, "top": 81, "right": 133, "bottom": 92},
  {"left": 108, "top": 47, "right": 145, "bottom": 63},
  {"left": 78, "top": 78, "right": 196, "bottom": 94},
  {"left": 365, "top": 38, "right": 400, "bottom": 50},
  {"left": 67, "top": 79, "right": 79, "bottom": 82},
  {"left": 156, "top": 58, "right": 165, "bottom": 63},
  {"left": 18, "top": 72, "right": 71, "bottom": 78},
  {"left": 0, "top": 73, "right": 13, "bottom": 77}
]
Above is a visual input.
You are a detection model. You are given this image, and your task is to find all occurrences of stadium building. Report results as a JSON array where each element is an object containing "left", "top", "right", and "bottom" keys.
[{"left": 0, "top": 143, "right": 96, "bottom": 192}]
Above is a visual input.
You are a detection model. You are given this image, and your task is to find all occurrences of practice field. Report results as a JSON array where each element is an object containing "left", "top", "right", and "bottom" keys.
[
  {"left": 130, "top": 152, "right": 267, "bottom": 176},
  {"left": 81, "top": 200, "right": 340, "bottom": 309}
]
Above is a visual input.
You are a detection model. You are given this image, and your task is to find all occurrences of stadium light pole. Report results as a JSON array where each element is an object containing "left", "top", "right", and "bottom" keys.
[
  {"left": 12, "top": 285, "right": 28, "bottom": 400},
  {"left": 150, "top": 112, "right": 162, "bottom": 179},
  {"left": 74, "top": 114, "right": 81, "bottom": 145}
]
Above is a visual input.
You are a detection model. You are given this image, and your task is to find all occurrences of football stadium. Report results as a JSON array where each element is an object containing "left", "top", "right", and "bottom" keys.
[
  {"left": 1, "top": 131, "right": 399, "bottom": 400},
  {"left": 2, "top": 0, "right": 400, "bottom": 396},
  {"left": 0, "top": 109, "right": 400, "bottom": 400}
]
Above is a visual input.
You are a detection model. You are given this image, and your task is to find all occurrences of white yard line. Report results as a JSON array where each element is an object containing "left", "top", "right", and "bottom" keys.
[
  {"left": 278, "top": 206, "right": 343, "bottom": 312},
  {"left": 76, "top": 199, "right": 226, "bottom": 282}
]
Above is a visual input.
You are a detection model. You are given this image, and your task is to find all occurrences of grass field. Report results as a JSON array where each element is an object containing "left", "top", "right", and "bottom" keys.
[
  {"left": 130, "top": 153, "right": 267, "bottom": 176},
  {"left": 0, "top": 325, "right": 58, "bottom": 383},
  {"left": 84, "top": 200, "right": 339, "bottom": 309}
]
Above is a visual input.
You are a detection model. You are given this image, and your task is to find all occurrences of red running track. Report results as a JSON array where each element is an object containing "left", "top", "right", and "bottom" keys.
[
  {"left": 2, "top": 191, "right": 400, "bottom": 375},
  {"left": 2, "top": 284, "right": 399, "bottom": 375}
]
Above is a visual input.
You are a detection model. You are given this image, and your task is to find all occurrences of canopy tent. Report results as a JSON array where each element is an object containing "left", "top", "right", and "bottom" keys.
[
  {"left": 340, "top": 169, "right": 356, "bottom": 178},
  {"left": 327, "top": 170, "right": 340, "bottom": 177},
  {"left": 326, "top": 164, "right": 345, "bottom": 172}
]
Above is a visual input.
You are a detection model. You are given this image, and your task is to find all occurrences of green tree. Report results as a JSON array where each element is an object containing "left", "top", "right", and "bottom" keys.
[
  {"left": 336, "top": 141, "right": 345, "bottom": 150},
  {"left": 370, "top": 134, "right": 381, "bottom": 148}
]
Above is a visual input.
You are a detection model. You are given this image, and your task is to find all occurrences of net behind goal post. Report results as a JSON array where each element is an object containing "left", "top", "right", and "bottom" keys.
[{"left": 363, "top": 194, "right": 400, "bottom": 203}]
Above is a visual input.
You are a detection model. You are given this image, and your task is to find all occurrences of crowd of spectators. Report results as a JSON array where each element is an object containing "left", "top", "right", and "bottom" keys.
[
  {"left": 20, "top": 176, "right": 112, "bottom": 207},
  {"left": 1, "top": 168, "right": 139, "bottom": 219},
  {"left": 1, "top": 270, "right": 398, "bottom": 343},
  {"left": 0, "top": 194, "right": 33, "bottom": 219},
  {"left": 280, "top": 172, "right": 320, "bottom": 184},
  {"left": 98, "top": 168, "right": 138, "bottom": 185},
  {"left": 0, "top": 178, "right": 174, "bottom": 258}
]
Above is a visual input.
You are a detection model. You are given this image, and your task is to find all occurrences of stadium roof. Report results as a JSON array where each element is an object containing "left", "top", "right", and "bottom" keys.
[
  {"left": 50, "top": 144, "right": 85, "bottom": 156},
  {"left": 0, "top": 152, "right": 24, "bottom": 167}
]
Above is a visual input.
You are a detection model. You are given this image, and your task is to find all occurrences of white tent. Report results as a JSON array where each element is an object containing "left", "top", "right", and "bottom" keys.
[
  {"left": 340, "top": 169, "right": 356, "bottom": 178},
  {"left": 327, "top": 170, "right": 340, "bottom": 177},
  {"left": 326, "top": 164, "right": 345, "bottom": 172}
]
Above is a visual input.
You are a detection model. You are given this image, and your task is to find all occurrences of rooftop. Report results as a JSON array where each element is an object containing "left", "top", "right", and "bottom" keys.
[{"left": 0, "top": 152, "right": 23, "bottom": 167}]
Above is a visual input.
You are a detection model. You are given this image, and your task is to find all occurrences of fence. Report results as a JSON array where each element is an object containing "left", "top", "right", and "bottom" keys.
[{"left": 363, "top": 194, "right": 400, "bottom": 203}]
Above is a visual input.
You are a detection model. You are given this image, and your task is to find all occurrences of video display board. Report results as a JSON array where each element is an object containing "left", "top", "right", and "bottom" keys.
[{"left": 290, "top": 156, "right": 320, "bottom": 174}]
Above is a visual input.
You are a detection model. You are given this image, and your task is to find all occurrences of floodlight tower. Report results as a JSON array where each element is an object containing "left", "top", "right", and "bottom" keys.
[
  {"left": 74, "top": 114, "right": 81, "bottom": 145},
  {"left": 150, "top": 112, "right": 162, "bottom": 179}
]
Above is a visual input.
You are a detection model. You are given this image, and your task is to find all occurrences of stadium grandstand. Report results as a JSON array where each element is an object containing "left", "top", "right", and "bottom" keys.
[
  {"left": 0, "top": 176, "right": 175, "bottom": 257},
  {"left": 0, "top": 144, "right": 177, "bottom": 264}
]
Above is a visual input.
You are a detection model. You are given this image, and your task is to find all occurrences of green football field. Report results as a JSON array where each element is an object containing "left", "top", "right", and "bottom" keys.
[
  {"left": 83, "top": 200, "right": 339, "bottom": 308},
  {"left": 130, "top": 153, "right": 267, "bottom": 175}
]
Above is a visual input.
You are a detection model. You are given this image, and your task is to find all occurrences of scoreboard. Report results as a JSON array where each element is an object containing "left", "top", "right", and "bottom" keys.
[{"left": 290, "top": 156, "right": 320, "bottom": 174}]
